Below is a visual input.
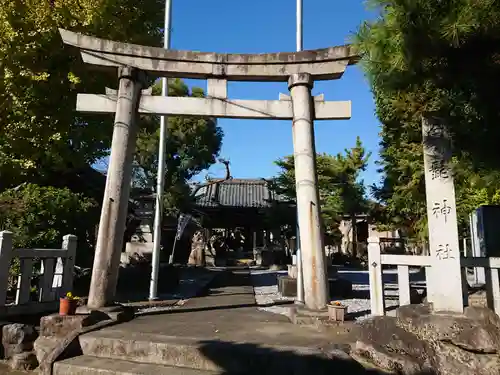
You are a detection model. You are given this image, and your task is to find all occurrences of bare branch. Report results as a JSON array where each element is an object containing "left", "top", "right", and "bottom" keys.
[{"left": 191, "top": 158, "right": 232, "bottom": 197}]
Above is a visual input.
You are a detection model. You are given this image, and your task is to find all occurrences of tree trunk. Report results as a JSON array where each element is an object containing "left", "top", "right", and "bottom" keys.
[
  {"left": 351, "top": 215, "right": 358, "bottom": 259},
  {"left": 188, "top": 229, "right": 206, "bottom": 266}
]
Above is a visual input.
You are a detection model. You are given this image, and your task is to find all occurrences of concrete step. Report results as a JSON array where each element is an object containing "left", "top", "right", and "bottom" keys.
[
  {"left": 78, "top": 329, "right": 356, "bottom": 374},
  {"left": 54, "top": 355, "right": 221, "bottom": 375}
]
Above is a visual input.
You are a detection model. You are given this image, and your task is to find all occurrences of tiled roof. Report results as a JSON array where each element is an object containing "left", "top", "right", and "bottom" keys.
[{"left": 193, "top": 178, "right": 291, "bottom": 208}]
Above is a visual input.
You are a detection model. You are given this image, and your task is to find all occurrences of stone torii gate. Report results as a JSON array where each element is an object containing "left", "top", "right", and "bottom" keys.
[{"left": 59, "top": 29, "right": 358, "bottom": 312}]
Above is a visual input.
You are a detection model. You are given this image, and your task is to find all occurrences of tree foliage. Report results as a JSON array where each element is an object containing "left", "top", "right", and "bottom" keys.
[
  {"left": 0, "top": 0, "right": 164, "bottom": 189},
  {"left": 355, "top": 0, "right": 500, "bottom": 241},
  {"left": 0, "top": 0, "right": 219, "bottom": 260},
  {"left": 272, "top": 137, "right": 370, "bottom": 245},
  {"left": 0, "top": 184, "right": 99, "bottom": 265}
]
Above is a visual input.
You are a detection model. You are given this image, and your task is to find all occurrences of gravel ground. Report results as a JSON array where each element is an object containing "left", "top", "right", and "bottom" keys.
[
  {"left": 250, "top": 269, "right": 295, "bottom": 317},
  {"left": 250, "top": 268, "right": 421, "bottom": 321}
]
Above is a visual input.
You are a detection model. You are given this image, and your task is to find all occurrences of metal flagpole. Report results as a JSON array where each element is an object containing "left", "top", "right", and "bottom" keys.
[
  {"left": 149, "top": 0, "right": 173, "bottom": 300},
  {"left": 296, "top": 0, "right": 303, "bottom": 51},
  {"left": 295, "top": 0, "right": 305, "bottom": 305}
]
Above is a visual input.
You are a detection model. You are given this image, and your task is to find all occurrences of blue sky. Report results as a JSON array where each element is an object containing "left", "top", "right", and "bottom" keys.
[{"left": 170, "top": 0, "right": 380, "bottom": 186}]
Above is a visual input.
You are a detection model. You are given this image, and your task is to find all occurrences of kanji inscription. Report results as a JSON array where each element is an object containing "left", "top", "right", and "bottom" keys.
[
  {"left": 435, "top": 244, "right": 455, "bottom": 260},
  {"left": 429, "top": 158, "right": 449, "bottom": 180},
  {"left": 426, "top": 119, "right": 445, "bottom": 138},
  {"left": 432, "top": 199, "right": 452, "bottom": 223}
]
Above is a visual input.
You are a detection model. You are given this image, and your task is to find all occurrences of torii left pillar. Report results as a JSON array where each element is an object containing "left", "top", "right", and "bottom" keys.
[{"left": 87, "top": 67, "right": 144, "bottom": 309}]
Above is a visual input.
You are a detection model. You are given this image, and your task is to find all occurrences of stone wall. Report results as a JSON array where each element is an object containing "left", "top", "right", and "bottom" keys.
[
  {"left": 0, "top": 322, "right": 38, "bottom": 371},
  {"left": 351, "top": 304, "right": 500, "bottom": 375}
]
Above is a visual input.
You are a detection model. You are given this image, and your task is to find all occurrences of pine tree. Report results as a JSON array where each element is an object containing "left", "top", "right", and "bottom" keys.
[
  {"left": 272, "top": 137, "right": 370, "bottom": 251},
  {"left": 355, "top": 0, "right": 500, "bottom": 241}
]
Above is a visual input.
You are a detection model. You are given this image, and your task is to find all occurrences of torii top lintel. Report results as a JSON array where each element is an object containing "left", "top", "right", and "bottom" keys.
[{"left": 59, "top": 29, "right": 359, "bottom": 82}]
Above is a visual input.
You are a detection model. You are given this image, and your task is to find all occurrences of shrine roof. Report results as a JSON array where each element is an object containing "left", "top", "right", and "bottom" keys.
[{"left": 193, "top": 178, "right": 292, "bottom": 209}]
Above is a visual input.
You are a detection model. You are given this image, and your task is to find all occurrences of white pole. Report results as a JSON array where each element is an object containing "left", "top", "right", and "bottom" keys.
[
  {"left": 295, "top": 0, "right": 305, "bottom": 305},
  {"left": 149, "top": 0, "right": 173, "bottom": 300},
  {"left": 296, "top": 0, "right": 303, "bottom": 51}
]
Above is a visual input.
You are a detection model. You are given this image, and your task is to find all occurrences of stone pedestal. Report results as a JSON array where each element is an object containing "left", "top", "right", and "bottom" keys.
[
  {"left": 288, "top": 305, "right": 350, "bottom": 328},
  {"left": 39, "top": 314, "right": 92, "bottom": 338},
  {"left": 35, "top": 307, "right": 134, "bottom": 375},
  {"left": 35, "top": 314, "right": 93, "bottom": 366},
  {"left": 278, "top": 275, "right": 297, "bottom": 297},
  {"left": 75, "top": 304, "right": 134, "bottom": 323}
]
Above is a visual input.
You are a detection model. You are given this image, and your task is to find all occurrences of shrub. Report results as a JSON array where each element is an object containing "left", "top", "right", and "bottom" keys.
[{"left": 0, "top": 184, "right": 99, "bottom": 266}]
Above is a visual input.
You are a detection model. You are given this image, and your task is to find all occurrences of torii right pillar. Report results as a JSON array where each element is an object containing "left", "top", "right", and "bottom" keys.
[{"left": 288, "top": 73, "right": 329, "bottom": 311}]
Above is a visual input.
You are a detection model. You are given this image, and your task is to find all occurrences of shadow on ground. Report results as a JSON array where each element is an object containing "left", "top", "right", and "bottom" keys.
[
  {"left": 197, "top": 340, "right": 435, "bottom": 375},
  {"left": 139, "top": 297, "right": 294, "bottom": 317},
  {"left": 346, "top": 304, "right": 399, "bottom": 320},
  {"left": 336, "top": 266, "right": 426, "bottom": 286},
  {"left": 247, "top": 270, "right": 287, "bottom": 288}
]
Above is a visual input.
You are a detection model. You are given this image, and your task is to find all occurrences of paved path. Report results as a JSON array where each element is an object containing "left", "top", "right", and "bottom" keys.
[
  {"left": 121, "top": 266, "right": 217, "bottom": 314},
  {"left": 66, "top": 268, "right": 387, "bottom": 375},
  {"left": 99, "top": 268, "right": 355, "bottom": 348}
]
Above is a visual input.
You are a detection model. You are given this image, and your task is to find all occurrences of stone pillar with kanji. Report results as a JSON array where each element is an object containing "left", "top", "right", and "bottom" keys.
[{"left": 422, "top": 114, "right": 467, "bottom": 313}]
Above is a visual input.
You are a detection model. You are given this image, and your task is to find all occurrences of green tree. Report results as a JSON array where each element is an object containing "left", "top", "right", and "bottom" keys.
[
  {"left": 354, "top": 0, "right": 500, "bottom": 242},
  {"left": 272, "top": 137, "right": 370, "bottom": 252},
  {"left": 0, "top": 184, "right": 99, "bottom": 266},
  {"left": 0, "top": 0, "right": 168, "bottom": 264},
  {"left": 272, "top": 154, "right": 343, "bottom": 243},
  {"left": 337, "top": 137, "right": 371, "bottom": 257},
  {"left": 355, "top": 0, "right": 500, "bottom": 167},
  {"left": 0, "top": 0, "right": 164, "bottom": 189},
  {"left": 132, "top": 79, "right": 224, "bottom": 215}
]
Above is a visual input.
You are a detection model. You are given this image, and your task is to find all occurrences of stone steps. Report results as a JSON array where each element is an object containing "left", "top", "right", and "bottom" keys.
[
  {"left": 55, "top": 329, "right": 355, "bottom": 375},
  {"left": 77, "top": 330, "right": 232, "bottom": 371},
  {"left": 53, "top": 355, "right": 221, "bottom": 375},
  {"left": 52, "top": 269, "right": 364, "bottom": 375}
]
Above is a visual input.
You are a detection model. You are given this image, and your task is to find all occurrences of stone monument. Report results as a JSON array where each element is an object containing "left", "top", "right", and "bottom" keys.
[
  {"left": 422, "top": 114, "right": 468, "bottom": 313},
  {"left": 59, "top": 29, "right": 358, "bottom": 312}
]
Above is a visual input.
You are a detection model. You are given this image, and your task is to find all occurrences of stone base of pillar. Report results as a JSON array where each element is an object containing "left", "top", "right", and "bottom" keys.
[
  {"left": 75, "top": 304, "right": 135, "bottom": 323},
  {"left": 278, "top": 275, "right": 297, "bottom": 297},
  {"left": 288, "top": 306, "right": 350, "bottom": 328}
]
